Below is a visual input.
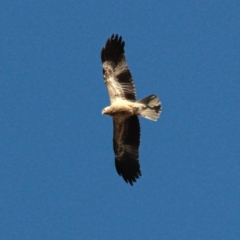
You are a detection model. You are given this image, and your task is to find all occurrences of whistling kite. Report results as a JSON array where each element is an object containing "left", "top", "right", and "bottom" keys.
[{"left": 101, "top": 34, "right": 162, "bottom": 185}]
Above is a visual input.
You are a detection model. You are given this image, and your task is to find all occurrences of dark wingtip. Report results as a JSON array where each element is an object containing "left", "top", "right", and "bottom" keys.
[
  {"left": 115, "top": 157, "right": 141, "bottom": 186},
  {"left": 101, "top": 34, "right": 125, "bottom": 64}
]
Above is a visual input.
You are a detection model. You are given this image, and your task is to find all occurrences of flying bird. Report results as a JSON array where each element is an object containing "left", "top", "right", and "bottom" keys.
[{"left": 101, "top": 34, "right": 162, "bottom": 185}]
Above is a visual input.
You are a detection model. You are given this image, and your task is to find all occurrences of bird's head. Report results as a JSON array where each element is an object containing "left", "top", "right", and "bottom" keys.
[{"left": 102, "top": 106, "right": 112, "bottom": 115}]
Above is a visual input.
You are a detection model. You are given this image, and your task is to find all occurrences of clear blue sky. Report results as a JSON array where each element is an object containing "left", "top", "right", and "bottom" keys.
[{"left": 1, "top": 1, "right": 240, "bottom": 239}]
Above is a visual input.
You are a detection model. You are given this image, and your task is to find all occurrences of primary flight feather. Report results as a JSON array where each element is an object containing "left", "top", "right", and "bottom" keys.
[{"left": 101, "top": 34, "right": 162, "bottom": 185}]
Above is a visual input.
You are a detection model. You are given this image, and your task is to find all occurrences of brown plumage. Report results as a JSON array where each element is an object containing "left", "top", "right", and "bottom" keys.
[{"left": 101, "top": 34, "right": 162, "bottom": 185}]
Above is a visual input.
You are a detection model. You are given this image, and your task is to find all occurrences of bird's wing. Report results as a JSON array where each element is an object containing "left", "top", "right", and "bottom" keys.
[
  {"left": 113, "top": 115, "right": 141, "bottom": 185},
  {"left": 101, "top": 34, "right": 136, "bottom": 103}
]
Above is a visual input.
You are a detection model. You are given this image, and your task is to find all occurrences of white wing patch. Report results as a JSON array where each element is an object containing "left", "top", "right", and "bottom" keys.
[{"left": 103, "top": 62, "right": 126, "bottom": 103}]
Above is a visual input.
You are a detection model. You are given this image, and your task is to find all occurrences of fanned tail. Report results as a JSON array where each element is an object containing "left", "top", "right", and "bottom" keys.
[{"left": 137, "top": 94, "right": 162, "bottom": 121}]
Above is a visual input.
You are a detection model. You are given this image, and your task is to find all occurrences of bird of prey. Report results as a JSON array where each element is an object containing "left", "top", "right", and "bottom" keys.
[{"left": 101, "top": 34, "right": 162, "bottom": 185}]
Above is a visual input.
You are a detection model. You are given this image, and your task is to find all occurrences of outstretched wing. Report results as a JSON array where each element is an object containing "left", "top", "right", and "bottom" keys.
[
  {"left": 113, "top": 115, "right": 141, "bottom": 185},
  {"left": 101, "top": 34, "right": 136, "bottom": 103}
]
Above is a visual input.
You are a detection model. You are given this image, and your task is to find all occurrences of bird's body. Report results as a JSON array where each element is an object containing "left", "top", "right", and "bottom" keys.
[
  {"left": 102, "top": 100, "right": 144, "bottom": 117},
  {"left": 101, "top": 34, "right": 162, "bottom": 185}
]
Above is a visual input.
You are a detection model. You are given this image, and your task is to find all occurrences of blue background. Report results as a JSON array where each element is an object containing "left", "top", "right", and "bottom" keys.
[{"left": 1, "top": 1, "right": 240, "bottom": 239}]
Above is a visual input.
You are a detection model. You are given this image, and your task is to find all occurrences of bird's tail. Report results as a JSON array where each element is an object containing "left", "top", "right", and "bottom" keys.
[{"left": 137, "top": 94, "right": 162, "bottom": 121}]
